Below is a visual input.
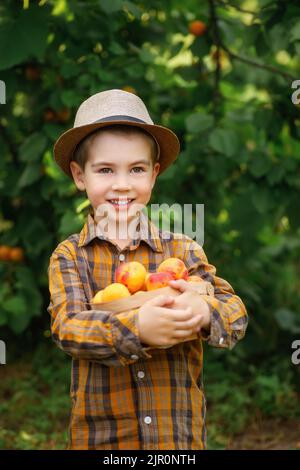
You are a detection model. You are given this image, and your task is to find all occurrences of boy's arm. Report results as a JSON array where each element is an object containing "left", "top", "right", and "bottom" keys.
[
  {"left": 183, "top": 238, "right": 248, "bottom": 350},
  {"left": 47, "top": 246, "right": 153, "bottom": 367}
]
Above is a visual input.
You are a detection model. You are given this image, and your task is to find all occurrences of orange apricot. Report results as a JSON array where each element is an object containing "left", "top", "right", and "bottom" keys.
[
  {"left": 0, "top": 245, "right": 11, "bottom": 261},
  {"left": 9, "top": 247, "right": 24, "bottom": 262},
  {"left": 189, "top": 20, "right": 207, "bottom": 37},
  {"left": 157, "top": 257, "right": 188, "bottom": 280},
  {"left": 92, "top": 289, "right": 105, "bottom": 304},
  {"left": 115, "top": 261, "right": 147, "bottom": 294},
  {"left": 145, "top": 272, "right": 174, "bottom": 291},
  {"left": 102, "top": 283, "right": 131, "bottom": 302}
]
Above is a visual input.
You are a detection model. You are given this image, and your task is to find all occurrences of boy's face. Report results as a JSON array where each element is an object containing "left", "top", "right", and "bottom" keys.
[{"left": 70, "top": 130, "right": 160, "bottom": 232}]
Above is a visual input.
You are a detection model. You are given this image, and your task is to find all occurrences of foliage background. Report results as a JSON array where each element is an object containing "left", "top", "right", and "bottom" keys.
[{"left": 0, "top": 0, "right": 299, "bottom": 449}]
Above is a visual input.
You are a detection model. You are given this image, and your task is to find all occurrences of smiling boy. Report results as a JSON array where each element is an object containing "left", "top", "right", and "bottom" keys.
[
  {"left": 69, "top": 124, "right": 160, "bottom": 250},
  {"left": 47, "top": 89, "right": 248, "bottom": 450}
]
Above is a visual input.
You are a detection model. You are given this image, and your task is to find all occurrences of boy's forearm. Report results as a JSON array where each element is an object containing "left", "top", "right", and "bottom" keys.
[
  {"left": 49, "top": 305, "right": 153, "bottom": 366},
  {"left": 48, "top": 249, "right": 152, "bottom": 367}
]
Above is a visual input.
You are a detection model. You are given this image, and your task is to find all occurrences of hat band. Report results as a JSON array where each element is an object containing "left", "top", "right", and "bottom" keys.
[
  {"left": 93, "top": 115, "right": 147, "bottom": 124},
  {"left": 93, "top": 115, "right": 161, "bottom": 162}
]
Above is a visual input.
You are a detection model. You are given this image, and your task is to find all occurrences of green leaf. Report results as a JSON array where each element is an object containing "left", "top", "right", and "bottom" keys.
[
  {"left": 61, "top": 90, "right": 81, "bottom": 107},
  {"left": 0, "top": 6, "right": 48, "bottom": 71},
  {"left": 19, "top": 133, "right": 47, "bottom": 163},
  {"left": 138, "top": 46, "right": 155, "bottom": 64},
  {"left": 249, "top": 153, "right": 272, "bottom": 178},
  {"left": 19, "top": 218, "right": 52, "bottom": 256},
  {"left": 3, "top": 296, "right": 27, "bottom": 315},
  {"left": 268, "top": 25, "right": 288, "bottom": 52},
  {"left": 190, "top": 37, "right": 210, "bottom": 57},
  {"left": 59, "top": 211, "right": 83, "bottom": 238},
  {"left": 252, "top": 188, "right": 272, "bottom": 214},
  {"left": 267, "top": 164, "right": 285, "bottom": 185},
  {"left": 123, "top": 1, "right": 142, "bottom": 19},
  {"left": 60, "top": 61, "right": 80, "bottom": 79},
  {"left": 108, "top": 42, "right": 126, "bottom": 55},
  {"left": 209, "top": 128, "right": 239, "bottom": 157},
  {"left": 274, "top": 309, "right": 300, "bottom": 334},
  {"left": 185, "top": 113, "right": 213, "bottom": 133},
  {"left": 18, "top": 163, "right": 41, "bottom": 188},
  {"left": 289, "top": 22, "right": 300, "bottom": 42},
  {"left": 100, "top": 0, "right": 123, "bottom": 14}
]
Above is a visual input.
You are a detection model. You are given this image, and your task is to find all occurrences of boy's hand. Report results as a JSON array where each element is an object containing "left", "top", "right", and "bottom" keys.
[
  {"left": 168, "top": 279, "right": 211, "bottom": 333},
  {"left": 138, "top": 295, "right": 202, "bottom": 348}
]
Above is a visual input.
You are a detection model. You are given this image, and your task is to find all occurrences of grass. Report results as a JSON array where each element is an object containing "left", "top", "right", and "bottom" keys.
[
  {"left": 0, "top": 339, "right": 299, "bottom": 450},
  {"left": 0, "top": 340, "right": 70, "bottom": 450}
]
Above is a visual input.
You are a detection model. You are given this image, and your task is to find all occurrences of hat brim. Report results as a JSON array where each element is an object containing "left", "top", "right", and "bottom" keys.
[{"left": 53, "top": 120, "right": 180, "bottom": 178}]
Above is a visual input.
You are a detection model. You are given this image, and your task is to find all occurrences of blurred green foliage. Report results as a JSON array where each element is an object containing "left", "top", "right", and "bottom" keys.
[{"left": 0, "top": 0, "right": 300, "bottom": 449}]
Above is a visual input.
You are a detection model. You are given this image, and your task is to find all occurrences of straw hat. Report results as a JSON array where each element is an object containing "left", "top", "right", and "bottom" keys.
[{"left": 53, "top": 89, "right": 180, "bottom": 179}]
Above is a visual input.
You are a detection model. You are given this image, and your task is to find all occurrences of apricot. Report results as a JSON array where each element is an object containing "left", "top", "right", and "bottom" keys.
[
  {"left": 122, "top": 85, "right": 137, "bottom": 94},
  {"left": 157, "top": 257, "right": 188, "bottom": 280},
  {"left": 145, "top": 272, "right": 174, "bottom": 291},
  {"left": 9, "top": 247, "right": 24, "bottom": 262},
  {"left": 102, "top": 283, "right": 131, "bottom": 302},
  {"left": 0, "top": 245, "right": 11, "bottom": 261},
  {"left": 25, "top": 65, "right": 41, "bottom": 81},
  {"left": 115, "top": 261, "right": 146, "bottom": 294},
  {"left": 187, "top": 275, "right": 203, "bottom": 283},
  {"left": 57, "top": 108, "right": 70, "bottom": 123},
  {"left": 189, "top": 20, "right": 207, "bottom": 37},
  {"left": 44, "top": 108, "right": 56, "bottom": 122},
  {"left": 139, "top": 272, "right": 150, "bottom": 291},
  {"left": 92, "top": 289, "right": 104, "bottom": 304}
]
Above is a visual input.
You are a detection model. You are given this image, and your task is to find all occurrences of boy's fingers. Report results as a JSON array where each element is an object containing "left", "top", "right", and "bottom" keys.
[
  {"left": 175, "top": 315, "right": 201, "bottom": 330},
  {"left": 170, "top": 307, "right": 193, "bottom": 321},
  {"left": 148, "top": 295, "right": 174, "bottom": 306},
  {"left": 172, "top": 329, "right": 196, "bottom": 339},
  {"left": 169, "top": 279, "right": 189, "bottom": 292}
]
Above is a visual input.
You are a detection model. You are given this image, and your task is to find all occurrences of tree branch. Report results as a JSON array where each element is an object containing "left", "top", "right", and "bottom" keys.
[
  {"left": 210, "top": 0, "right": 297, "bottom": 82},
  {"left": 0, "top": 122, "right": 19, "bottom": 168},
  {"left": 220, "top": 43, "right": 297, "bottom": 82},
  {"left": 208, "top": 0, "right": 222, "bottom": 122},
  {"left": 215, "top": 0, "right": 259, "bottom": 17}
]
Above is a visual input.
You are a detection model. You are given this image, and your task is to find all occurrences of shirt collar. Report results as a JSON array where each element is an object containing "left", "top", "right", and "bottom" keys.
[{"left": 78, "top": 209, "right": 163, "bottom": 253}]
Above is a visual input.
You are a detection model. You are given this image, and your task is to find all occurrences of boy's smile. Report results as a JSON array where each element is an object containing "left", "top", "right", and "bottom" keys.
[{"left": 70, "top": 128, "right": 160, "bottom": 237}]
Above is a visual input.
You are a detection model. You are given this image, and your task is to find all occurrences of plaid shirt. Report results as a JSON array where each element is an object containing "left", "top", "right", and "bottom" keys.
[{"left": 47, "top": 210, "right": 248, "bottom": 450}]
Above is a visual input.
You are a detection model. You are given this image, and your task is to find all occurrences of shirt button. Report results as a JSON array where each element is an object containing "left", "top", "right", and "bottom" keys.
[
  {"left": 119, "top": 254, "right": 125, "bottom": 261},
  {"left": 131, "top": 354, "right": 139, "bottom": 360},
  {"left": 137, "top": 371, "right": 145, "bottom": 379},
  {"left": 144, "top": 416, "right": 152, "bottom": 425}
]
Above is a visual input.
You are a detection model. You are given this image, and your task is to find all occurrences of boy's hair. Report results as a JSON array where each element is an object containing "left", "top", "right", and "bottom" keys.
[{"left": 71, "top": 124, "right": 159, "bottom": 171}]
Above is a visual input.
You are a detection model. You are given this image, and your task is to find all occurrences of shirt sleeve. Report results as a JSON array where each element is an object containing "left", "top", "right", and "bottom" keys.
[
  {"left": 183, "top": 238, "right": 248, "bottom": 350},
  {"left": 47, "top": 245, "right": 153, "bottom": 367}
]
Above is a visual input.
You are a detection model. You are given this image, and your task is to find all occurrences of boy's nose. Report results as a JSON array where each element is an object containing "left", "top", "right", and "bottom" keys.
[{"left": 112, "top": 180, "right": 132, "bottom": 190}]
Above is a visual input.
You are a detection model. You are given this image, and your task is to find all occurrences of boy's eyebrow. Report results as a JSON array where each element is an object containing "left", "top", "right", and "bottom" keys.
[{"left": 91, "top": 160, "right": 150, "bottom": 167}]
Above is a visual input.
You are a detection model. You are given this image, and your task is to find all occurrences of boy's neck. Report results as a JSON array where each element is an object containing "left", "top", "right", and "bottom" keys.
[{"left": 90, "top": 208, "right": 143, "bottom": 249}]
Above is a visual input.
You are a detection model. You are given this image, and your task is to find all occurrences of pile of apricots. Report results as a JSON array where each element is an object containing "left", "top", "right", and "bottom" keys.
[
  {"left": 92, "top": 257, "right": 202, "bottom": 304},
  {"left": 0, "top": 245, "right": 24, "bottom": 263}
]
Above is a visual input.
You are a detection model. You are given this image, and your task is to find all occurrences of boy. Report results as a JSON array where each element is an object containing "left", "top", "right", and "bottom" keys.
[{"left": 47, "top": 89, "right": 248, "bottom": 450}]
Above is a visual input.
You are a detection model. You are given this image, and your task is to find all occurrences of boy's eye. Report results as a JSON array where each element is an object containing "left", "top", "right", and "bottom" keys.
[
  {"left": 132, "top": 167, "right": 145, "bottom": 173},
  {"left": 97, "top": 167, "right": 145, "bottom": 174}
]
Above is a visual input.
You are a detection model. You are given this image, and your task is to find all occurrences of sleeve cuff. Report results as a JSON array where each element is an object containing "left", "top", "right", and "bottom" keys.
[
  {"left": 110, "top": 308, "right": 153, "bottom": 366},
  {"left": 197, "top": 296, "right": 230, "bottom": 348}
]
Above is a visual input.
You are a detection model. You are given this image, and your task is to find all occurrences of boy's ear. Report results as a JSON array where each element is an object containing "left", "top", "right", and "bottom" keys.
[
  {"left": 151, "top": 162, "right": 160, "bottom": 188},
  {"left": 70, "top": 161, "right": 86, "bottom": 191}
]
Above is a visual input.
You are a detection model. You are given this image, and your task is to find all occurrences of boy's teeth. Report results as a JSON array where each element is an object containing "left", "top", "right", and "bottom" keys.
[{"left": 110, "top": 199, "right": 132, "bottom": 204}]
